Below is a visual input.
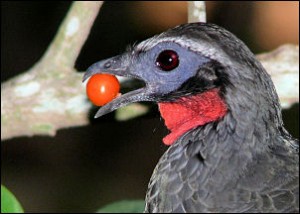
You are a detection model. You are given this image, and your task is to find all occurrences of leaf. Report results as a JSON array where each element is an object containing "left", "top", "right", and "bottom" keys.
[
  {"left": 97, "top": 200, "right": 145, "bottom": 213},
  {"left": 1, "top": 185, "right": 24, "bottom": 213}
]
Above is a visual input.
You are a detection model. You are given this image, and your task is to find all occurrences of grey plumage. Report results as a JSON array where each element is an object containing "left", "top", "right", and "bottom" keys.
[
  {"left": 143, "top": 23, "right": 299, "bottom": 213},
  {"left": 145, "top": 119, "right": 298, "bottom": 212},
  {"left": 84, "top": 22, "right": 299, "bottom": 213}
]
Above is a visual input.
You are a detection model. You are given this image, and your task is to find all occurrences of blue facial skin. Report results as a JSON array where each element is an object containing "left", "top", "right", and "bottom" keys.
[
  {"left": 84, "top": 41, "right": 210, "bottom": 118},
  {"left": 131, "top": 42, "right": 210, "bottom": 96}
]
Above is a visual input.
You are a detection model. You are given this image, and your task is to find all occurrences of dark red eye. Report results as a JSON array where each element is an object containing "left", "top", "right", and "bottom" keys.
[{"left": 156, "top": 50, "right": 179, "bottom": 71}]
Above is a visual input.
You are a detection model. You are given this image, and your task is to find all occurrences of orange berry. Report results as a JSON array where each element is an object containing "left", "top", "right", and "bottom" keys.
[{"left": 86, "top": 74, "right": 120, "bottom": 106}]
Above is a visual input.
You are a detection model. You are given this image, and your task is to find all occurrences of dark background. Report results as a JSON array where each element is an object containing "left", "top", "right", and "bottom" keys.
[{"left": 1, "top": 2, "right": 299, "bottom": 212}]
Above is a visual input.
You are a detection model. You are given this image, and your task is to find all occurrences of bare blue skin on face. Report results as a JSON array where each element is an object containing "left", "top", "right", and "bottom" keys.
[{"left": 84, "top": 42, "right": 210, "bottom": 118}]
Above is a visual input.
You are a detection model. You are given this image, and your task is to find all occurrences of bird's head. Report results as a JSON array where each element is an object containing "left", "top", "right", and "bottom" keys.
[{"left": 83, "top": 23, "right": 281, "bottom": 146}]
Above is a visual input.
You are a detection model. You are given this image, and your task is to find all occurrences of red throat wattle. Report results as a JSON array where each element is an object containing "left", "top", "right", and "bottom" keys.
[{"left": 158, "top": 88, "right": 227, "bottom": 146}]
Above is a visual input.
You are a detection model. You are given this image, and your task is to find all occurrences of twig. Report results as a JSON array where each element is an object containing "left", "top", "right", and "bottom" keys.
[
  {"left": 188, "top": 1, "right": 206, "bottom": 23},
  {"left": 257, "top": 44, "right": 299, "bottom": 108},
  {"left": 1, "top": 2, "right": 103, "bottom": 141}
]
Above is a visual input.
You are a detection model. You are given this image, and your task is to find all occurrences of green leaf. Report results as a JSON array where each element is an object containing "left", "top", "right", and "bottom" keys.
[
  {"left": 1, "top": 185, "right": 24, "bottom": 213},
  {"left": 97, "top": 200, "right": 145, "bottom": 213}
]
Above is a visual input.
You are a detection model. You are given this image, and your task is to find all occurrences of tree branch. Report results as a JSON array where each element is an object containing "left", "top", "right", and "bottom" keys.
[
  {"left": 188, "top": 1, "right": 206, "bottom": 23},
  {"left": 1, "top": 2, "right": 103, "bottom": 141},
  {"left": 257, "top": 44, "right": 299, "bottom": 108}
]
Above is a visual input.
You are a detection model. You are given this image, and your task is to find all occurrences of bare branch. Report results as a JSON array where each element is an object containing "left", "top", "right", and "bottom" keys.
[
  {"left": 1, "top": 2, "right": 103, "bottom": 141},
  {"left": 41, "top": 1, "right": 103, "bottom": 68},
  {"left": 188, "top": 1, "right": 206, "bottom": 23},
  {"left": 257, "top": 44, "right": 299, "bottom": 108}
]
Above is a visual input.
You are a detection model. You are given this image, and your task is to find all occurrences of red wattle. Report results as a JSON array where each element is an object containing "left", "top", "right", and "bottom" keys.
[{"left": 158, "top": 88, "right": 227, "bottom": 146}]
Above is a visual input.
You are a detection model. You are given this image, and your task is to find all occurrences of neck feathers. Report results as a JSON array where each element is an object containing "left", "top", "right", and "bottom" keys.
[{"left": 158, "top": 88, "right": 227, "bottom": 145}]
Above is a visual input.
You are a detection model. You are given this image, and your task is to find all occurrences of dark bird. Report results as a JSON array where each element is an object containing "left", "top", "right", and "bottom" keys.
[{"left": 83, "top": 23, "right": 299, "bottom": 213}]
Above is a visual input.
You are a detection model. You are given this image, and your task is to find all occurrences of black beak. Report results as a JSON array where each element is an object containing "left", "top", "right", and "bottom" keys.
[{"left": 83, "top": 55, "right": 153, "bottom": 118}]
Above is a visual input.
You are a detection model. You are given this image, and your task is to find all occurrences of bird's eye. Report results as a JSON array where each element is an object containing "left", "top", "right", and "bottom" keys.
[{"left": 156, "top": 50, "right": 179, "bottom": 71}]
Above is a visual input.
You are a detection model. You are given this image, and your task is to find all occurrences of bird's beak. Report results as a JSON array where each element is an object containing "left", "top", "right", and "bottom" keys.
[{"left": 83, "top": 55, "right": 153, "bottom": 118}]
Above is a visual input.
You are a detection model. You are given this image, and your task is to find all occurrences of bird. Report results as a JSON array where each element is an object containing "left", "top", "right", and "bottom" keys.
[{"left": 83, "top": 22, "right": 299, "bottom": 213}]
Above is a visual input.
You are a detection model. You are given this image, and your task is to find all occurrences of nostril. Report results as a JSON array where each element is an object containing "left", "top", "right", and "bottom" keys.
[{"left": 104, "top": 61, "right": 111, "bottom": 68}]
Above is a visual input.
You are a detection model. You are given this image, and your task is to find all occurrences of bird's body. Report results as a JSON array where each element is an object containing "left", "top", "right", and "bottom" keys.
[
  {"left": 145, "top": 114, "right": 299, "bottom": 213},
  {"left": 84, "top": 23, "right": 299, "bottom": 213}
]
